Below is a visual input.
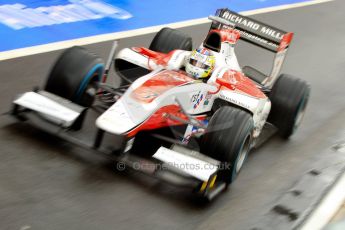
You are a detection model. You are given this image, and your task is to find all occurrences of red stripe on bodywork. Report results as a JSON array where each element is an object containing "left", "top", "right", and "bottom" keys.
[
  {"left": 126, "top": 104, "right": 206, "bottom": 137},
  {"left": 218, "top": 70, "right": 266, "bottom": 99},
  {"left": 209, "top": 29, "right": 241, "bottom": 44},
  {"left": 131, "top": 70, "right": 194, "bottom": 103},
  {"left": 132, "top": 47, "right": 176, "bottom": 66}
]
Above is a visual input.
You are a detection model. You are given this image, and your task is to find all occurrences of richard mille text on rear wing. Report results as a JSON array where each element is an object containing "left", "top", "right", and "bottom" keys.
[{"left": 211, "top": 8, "right": 294, "bottom": 87}]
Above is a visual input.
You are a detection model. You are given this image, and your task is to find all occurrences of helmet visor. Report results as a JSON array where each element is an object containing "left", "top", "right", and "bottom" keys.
[{"left": 189, "top": 58, "right": 210, "bottom": 69}]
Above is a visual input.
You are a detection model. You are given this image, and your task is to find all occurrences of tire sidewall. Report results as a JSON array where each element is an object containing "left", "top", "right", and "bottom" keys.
[{"left": 230, "top": 124, "right": 253, "bottom": 182}]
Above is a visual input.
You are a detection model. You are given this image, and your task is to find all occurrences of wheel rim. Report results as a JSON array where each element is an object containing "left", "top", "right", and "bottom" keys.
[
  {"left": 75, "top": 63, "right": 104, "bottom": 101},
  {"left": 78, "top": 74, "right": 100, "bottom": 107},
  {"left": 235, "top": 134, "right": 251, "bottom": 174}
]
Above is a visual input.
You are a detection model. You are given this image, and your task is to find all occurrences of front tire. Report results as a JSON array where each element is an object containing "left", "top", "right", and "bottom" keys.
[
  {"left": 45, "top": 46, "right": 104, "bottom": 107},
  {"left": 200, "top": 106, "right": 254, "bottom": 185}
]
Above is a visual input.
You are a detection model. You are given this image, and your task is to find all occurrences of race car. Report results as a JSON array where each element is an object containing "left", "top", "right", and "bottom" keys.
[{"left": 10, "top": 8, "right": 310, "bottom": 200}]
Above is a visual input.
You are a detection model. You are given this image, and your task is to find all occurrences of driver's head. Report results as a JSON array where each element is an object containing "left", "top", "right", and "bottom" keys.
[{"left": 186, "top": 48, "right": 215, "bottom": 79}]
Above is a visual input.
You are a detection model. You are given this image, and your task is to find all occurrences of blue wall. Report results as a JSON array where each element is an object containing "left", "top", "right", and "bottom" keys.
[{"left": 0, "top": 0, "right": 309, "bottom": 52}]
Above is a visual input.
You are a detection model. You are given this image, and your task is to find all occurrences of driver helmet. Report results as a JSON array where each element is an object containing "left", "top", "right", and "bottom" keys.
[{"left": 186, "top": 48, "right": 215, "bottom": 79}]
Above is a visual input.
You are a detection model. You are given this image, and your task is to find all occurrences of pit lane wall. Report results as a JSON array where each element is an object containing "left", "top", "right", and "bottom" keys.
[{"left": 0, "top": 0, "right": 310, "bottom": 55}]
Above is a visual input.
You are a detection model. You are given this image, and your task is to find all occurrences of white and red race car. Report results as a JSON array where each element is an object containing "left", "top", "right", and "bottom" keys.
[{"left": 11, "top": 9, "right": 310, "bottom": 200}]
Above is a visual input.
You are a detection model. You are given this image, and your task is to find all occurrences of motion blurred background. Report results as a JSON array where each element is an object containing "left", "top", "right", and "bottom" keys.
[{"left": 0, "top": 0, "right": 344, "bottom": 230}]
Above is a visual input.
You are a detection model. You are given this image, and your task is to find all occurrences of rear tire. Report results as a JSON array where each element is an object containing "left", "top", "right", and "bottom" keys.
[
  {"left": 116, "top": 28, "right": 193, "bottom": 86},
  {"left": 200, "top": 106, "right": 253, "bottom": 185},
  {"left": 45, "top": 46, "right": 104, "bottom": 107},
  {"left": 268, "top": 74, "right": 310, "bottom": 138},
  {"left": 149, "top": 27, "right": 193, "bottom": 53}
]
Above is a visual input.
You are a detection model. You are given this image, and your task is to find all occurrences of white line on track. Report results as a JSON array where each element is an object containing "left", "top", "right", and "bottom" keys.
[
  {"left": 0, "top": 0, "right": 333, "bottom": 61},
  {"left": 300, "top": 171, "right": 345, "bottom": 230}
]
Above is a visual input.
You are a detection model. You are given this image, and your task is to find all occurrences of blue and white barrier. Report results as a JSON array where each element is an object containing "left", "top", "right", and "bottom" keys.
[{"left": 0, "top": 0, "right": 329, "bottom": 59}]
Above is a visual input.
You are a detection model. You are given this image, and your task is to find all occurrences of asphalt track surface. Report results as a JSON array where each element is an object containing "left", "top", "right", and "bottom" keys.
[{"left": 1, "top": 1, "right": 345, "bottom": 230}]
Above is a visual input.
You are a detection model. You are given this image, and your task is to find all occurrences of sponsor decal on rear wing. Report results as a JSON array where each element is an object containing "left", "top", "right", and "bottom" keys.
[
  {"left": 210, "top": 8, "right": 293, "bottom": 53},
  {"left": 210, "top": 8, "right": 294, "bottom": 88}
]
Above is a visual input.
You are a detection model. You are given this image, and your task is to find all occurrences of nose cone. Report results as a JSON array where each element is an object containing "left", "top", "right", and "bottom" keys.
[{"left": 96, "top": 100, "right": 137, "bottom": 135}]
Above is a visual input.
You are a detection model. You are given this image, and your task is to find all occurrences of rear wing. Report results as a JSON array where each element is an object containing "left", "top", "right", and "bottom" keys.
[
  {"left": 210, "top": 8, "right": 293, "bottom": 53},
  {"left": 209, "top": 8, "right": 294, "bottom": 87}
]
